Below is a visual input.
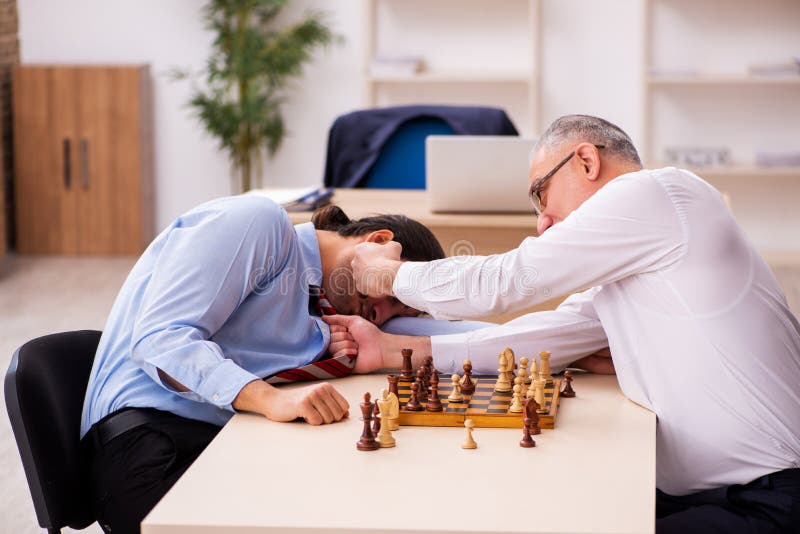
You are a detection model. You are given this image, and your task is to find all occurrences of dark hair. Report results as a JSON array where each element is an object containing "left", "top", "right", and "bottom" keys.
[{"left": 312, "top": 205, "right": 445, "bottom": 261}]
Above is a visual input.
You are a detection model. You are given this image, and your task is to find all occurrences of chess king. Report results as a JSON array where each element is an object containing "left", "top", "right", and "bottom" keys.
[
  {"left": 325, "top": 115, "right": 800, "bottom": 534},
  {"left": 79, "top": 200, "right": 446, "bottom": 533}
]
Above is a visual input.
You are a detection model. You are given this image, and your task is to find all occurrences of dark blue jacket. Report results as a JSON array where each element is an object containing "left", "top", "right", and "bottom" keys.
[{"left": 322, "top": 105, "right": 518, "bottom": 188}]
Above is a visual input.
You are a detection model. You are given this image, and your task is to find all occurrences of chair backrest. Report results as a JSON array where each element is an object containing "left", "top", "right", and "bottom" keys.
[
  {"left": 4, "top": 330, "right": 102, "bottom": 532},
  {"left": 360, "top": 117, "right": 455, "bottom": 189}
]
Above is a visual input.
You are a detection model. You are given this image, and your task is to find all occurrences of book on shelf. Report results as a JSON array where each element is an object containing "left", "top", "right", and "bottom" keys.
[
  {"left": 747, "top": 58, "right": 800, "bottom": 77},
  {"left": 755, "top": 150, "right": 800, "bottom": 168},
  {"left": 369, "top": 55, "right": 424, "bottom": 77}
]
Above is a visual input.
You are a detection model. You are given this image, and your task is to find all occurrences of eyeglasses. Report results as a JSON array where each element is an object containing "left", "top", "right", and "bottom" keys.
[{"left": 528, "top": 144, "right": 605, "bottom": 216}]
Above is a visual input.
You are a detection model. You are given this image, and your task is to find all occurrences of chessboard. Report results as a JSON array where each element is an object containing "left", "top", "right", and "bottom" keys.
[{"left": 395, "top": 375, "right": 562, "bottom": 429}]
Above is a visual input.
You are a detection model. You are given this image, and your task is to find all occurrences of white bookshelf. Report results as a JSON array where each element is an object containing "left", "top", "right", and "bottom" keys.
[
  {"left": 362, "top": 0, "right": 541, "bottom": 136},
  {"left": 641, "top": 0, "right": 800, "bottom": 178}
]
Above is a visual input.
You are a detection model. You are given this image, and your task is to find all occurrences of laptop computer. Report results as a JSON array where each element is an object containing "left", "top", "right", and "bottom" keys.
[{"left": 426, "top": 136, "right": 536, "bottom": 213}]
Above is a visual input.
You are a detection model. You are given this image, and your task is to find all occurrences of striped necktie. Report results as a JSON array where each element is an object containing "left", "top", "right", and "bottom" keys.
[{"left": 265, "top": 285, "right": 357, "bottom": 384}]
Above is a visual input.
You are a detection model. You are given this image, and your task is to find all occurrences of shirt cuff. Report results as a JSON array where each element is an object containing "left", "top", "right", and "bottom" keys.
[
  {"left": 194, "top": 359, "right": 260, "bottom": 410},
  {"left": 430, "top": 333, "right": 470, "bottom": 375},
  {"left": 393, "top": 262, "right": 427, "bottom": 311}
]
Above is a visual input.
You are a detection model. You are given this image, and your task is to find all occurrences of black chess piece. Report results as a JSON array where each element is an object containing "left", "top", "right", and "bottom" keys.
[
  {"left": 405, "top": 381, "right": 423, "bottom": 411},
  {"left": 400, "top": 349, "right": 414, "bottom": 380},
  {"left": 357, "top": 392, "right": 379, "bottom": 451},
  {"left": 461, "top": 360, "right": 476, "bottom": 395},
  {"left": 426, "top": 370, "right": 443, "bottom": 412},
  {"left": 561, "top": 370, "right": 576, "bottom": 398},
  {"left": 520, "top": 417, "right": 536, "bottom": 448}
]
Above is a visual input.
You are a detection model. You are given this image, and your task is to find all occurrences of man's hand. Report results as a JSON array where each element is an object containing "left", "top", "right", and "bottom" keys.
[
  {"left": 570, "top": 347, "right": 615, "bottom": 374},
  {"left": 328, "top": 324, "right": 358, "bottom": 360},
  {"left": 233, "top": 380, "right": 349, "bottom": 425},
  {"left": 323, "top": 315, "right": 386, "bottom": 373},
  {"left": 351, "top": 241, "right": 403, "bottom": 297}
]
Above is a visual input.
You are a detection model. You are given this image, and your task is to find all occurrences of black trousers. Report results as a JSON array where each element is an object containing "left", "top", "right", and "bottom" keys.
[
  {"left": 82, "top": 408, "right": 221, "bottom": 534},
  {"left": 657, "top": 468, "right": 800, "bottom": 533}
]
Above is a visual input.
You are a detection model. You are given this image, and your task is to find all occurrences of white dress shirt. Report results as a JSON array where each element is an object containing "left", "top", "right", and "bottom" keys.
[{"left": 393, "top": 167, "right": 800, "bottom": 495}]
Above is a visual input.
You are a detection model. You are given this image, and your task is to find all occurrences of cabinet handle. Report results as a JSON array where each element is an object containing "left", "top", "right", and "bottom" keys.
[
  {"left": 80, "top": 138, "right": 89, "bottom": 190},
  {"left": 62, "top": 138, "right": 71, "bottom": 190}
]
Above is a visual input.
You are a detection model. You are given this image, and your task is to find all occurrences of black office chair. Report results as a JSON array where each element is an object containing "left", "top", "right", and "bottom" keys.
[{"left": 5, "top": 330, "right": 102, "bottom": 533}]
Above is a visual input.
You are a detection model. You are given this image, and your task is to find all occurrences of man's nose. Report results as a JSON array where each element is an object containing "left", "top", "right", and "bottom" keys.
[{"left": 537, "top": 214, "right": 554, "bottom": 235}]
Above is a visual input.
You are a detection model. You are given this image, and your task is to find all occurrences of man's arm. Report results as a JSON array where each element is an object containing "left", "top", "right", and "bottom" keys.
[
  {"left": 129, "top": 197, "right": 347, "bottom": 424},
  {"left": 353, "top": 174, "right": 686, "bottom": 320},
  {"left": 325, "top": 288, "right": 614, "bottom": 376}
]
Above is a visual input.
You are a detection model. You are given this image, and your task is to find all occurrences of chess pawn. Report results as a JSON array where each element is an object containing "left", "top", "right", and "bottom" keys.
[
  {"left": 539, "top": 350, "right": 553, "bottom": 383},
  {"left": 495, "top": 352, "right": 512, "bottom": 392},
  {"left": 526, "top": 376, "right": 536, "bottom": 399},
  {"left": 386, "top": 390, "right": 401, "bottom": 430},
  {"left": 561, "top": 370, "right": 577, "bottom": 398},
  {"left": 448, "top": 374, "right": 464, "bottom": 403},
  {"left": 376, "top": 389, "right": 396, "bottom": 447},
  {"left": 356, "top": 392, "right": 379, "bottom": 451},
  {"left": 509, "top": 384, "right": 524, "bottom": 413},
  {"left": 534, "top": 379, "right": 547, "bottom": 414},
  {"left": 461, "top": 419, "right": 477, "bottom": 449},
  {"left": 405, "top": 381, "right": 423, "bottom": 411},
  {"left": 520, "top": 417, "right": 536, "bottom": 448},
  {"left": 519, "top": 356, "right": 530, "bottom": 385},
  {"left": 460, "top": 360, "right": 476, "bottom": 394}
]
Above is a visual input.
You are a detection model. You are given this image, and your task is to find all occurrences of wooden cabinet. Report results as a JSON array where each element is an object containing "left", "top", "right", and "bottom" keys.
[{"left": 12, "top": 65, "right": 153, "bottom": 254}]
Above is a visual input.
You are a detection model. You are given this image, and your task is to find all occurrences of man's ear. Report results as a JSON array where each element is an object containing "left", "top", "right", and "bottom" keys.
[
  {"left": 362, "top": 229, "right": 395, "bottom": 244},
  {"left": 575, "top": 142, "right": 602, "bottom": 182}
]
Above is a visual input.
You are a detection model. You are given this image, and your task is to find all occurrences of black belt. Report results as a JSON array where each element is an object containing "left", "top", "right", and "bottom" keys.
[{"left": 84, "top": 407, "right": 167, "bottom": 450}]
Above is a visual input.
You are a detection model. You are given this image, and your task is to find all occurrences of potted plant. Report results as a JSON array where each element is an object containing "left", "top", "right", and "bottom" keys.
[{"left": 177, "top": 0, "right": 338, "bottom": 192}]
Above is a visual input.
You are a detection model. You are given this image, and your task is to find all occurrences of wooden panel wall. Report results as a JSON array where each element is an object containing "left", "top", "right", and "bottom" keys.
[{"left": 0, "top": 0, "right": 20, "bottom": 258}]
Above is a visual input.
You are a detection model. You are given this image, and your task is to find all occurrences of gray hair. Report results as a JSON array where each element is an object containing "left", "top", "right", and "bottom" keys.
[{"left": 532, "top": 115, "right": 642, "bottom": 166}]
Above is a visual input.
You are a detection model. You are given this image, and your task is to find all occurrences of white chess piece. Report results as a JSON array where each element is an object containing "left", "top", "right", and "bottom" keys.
[
  {"left": 448, "top": 374, "right": 464, "bottom": 403},
  {"left": 461, "top": 419, "right": 477, "bottom": 449},
  {"left": 376, "top": 389, "right": 396, "bottom": 447}
]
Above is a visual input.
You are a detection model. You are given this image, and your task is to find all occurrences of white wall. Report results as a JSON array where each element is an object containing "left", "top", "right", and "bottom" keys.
[{"left": 16, "top": 0, "right": 800, "bottom": 249}]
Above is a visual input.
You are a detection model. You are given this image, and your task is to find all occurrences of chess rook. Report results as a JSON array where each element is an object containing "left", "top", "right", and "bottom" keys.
[{"left": 399, "top": 349, "right": 415, "bottom": 380}]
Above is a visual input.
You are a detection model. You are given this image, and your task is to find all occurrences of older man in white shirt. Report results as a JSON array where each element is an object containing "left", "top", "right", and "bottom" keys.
[{"left": 326, "top": 115, "right": 800, "bottom": 533}]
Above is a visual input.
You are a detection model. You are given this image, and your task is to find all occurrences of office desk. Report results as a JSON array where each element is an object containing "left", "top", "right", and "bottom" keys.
[{"left": 143, "top": 374, "right": 656, "bottom": 534}]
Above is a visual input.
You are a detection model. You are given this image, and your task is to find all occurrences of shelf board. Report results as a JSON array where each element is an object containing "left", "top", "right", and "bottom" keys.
[
  {"left": 647, "top": 74, "right": 800, "bottom": 86},
  {"left": 651, "top": 163, "right": 800, "bottom": 177},
  {"left": 367, "top": 71, "right": 533, "bottom": 84}
]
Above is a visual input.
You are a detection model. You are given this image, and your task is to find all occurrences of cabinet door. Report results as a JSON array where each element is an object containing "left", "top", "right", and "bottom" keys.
[
  {"left": 13, "top": 66, "right": 80, "bottom": 253},
  {"left": 75, "top": 66, "right": 149, "bottom": 254}
]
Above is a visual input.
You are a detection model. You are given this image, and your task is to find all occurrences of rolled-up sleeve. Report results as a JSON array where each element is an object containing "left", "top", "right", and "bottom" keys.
[{"left": 130, "top": 197, "right": 292, "bottom": 410}]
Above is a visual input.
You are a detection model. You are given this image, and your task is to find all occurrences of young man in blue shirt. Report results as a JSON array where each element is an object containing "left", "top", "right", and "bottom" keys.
[{"left": 80, "top": 196, "right": 445, "bottom": 533}]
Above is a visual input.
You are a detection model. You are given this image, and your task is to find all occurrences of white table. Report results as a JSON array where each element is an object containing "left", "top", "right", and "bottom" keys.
[{"left": 143, "top": 373, "right": 656, "bottom": 534}]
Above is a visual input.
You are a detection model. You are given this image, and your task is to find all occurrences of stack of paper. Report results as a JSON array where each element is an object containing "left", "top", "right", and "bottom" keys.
[{"left": 247, "top": 187, "right": 333, "bottom": 211}]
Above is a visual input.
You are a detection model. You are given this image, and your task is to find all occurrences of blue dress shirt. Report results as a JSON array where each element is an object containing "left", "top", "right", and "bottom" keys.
[{"left": 80, "top": 195, "right": 330, "bottom": 437}]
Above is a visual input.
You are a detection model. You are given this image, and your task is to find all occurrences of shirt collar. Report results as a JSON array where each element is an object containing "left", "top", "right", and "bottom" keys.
[{"left": 294, "top": 222, "right": 324, "bottom": 287}]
